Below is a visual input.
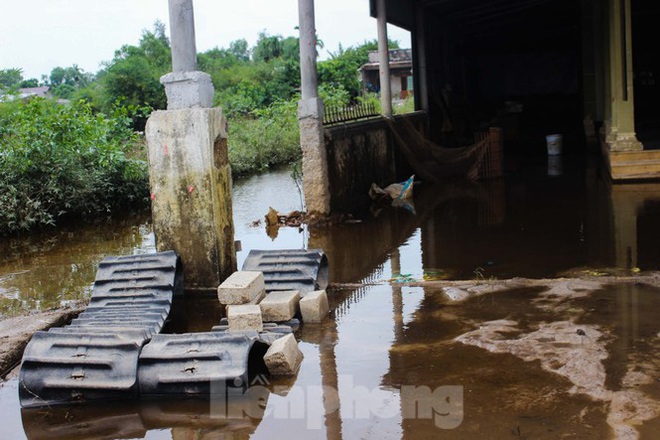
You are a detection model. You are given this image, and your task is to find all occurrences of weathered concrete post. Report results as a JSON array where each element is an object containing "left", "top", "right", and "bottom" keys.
[
  {"left": 145, "top": 0, "right": 236, "bottom": 292},
  {"left": 298, "top": 0, "right": 330, "bottom": 215},
  {"left": 377, "top": 0, "right": 393, "bottom": 117}
]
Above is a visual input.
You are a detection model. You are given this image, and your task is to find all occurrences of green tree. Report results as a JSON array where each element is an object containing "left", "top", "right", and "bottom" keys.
[
  {"left": 99, "top": 21, "right": 171, "bottom": 127},
  {"left": 318, "top": 39, "right": 399, "bottom": 100},
  {"left": 253, "top": 32, "right": 283, "bottom": 63},
  {"left": 0, "top": 68, "right": 23, "bottom": 88},
  {"left": 19, "top": 78, "right": 39, "bottom": 88},
  {"left": 229, "top": 39, "right": 250, "bottom": 61}
]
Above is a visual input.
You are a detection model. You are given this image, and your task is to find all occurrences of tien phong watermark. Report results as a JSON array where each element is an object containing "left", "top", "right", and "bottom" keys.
[{"left": 211, "top": 375, "right": 464, "bottom": 430}]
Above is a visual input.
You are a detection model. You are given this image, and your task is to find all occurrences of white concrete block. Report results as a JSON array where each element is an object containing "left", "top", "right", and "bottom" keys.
[
  {"left": 260, "top": 290, "right": 300, "bottom": 322},
  {"left": 217, "top": 271, "right": 265, "bottom": 305},
  {"left": 161, "top": 71, "right": 214, "bottom": 110},
  {"left": 300, "top": 290, "right": 329, "bottom": 323},
  {"left": 227, "top": 305, "right": 263, "bottom": 332},
  {"left": 263, "top": 334, "right": 304, "bottom": 376}
]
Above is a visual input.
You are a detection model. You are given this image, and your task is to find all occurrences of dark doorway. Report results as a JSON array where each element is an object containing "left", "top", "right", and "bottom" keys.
[{"left": 632, "top": 0, "right": 660, "bottom": 149}]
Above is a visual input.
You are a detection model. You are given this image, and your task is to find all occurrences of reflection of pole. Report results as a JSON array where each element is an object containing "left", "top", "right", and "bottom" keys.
[
  {"left": 391, "top": 249, "right": 404, "bottom": 343},
  {"left": 611, "top": 190, "right": 639, "bottom": 269},
  {"left": 320, "top": 322, "right": 342, "bottom": 440},
  {"left": 377, "top": 0, "right": 392, "bottom": 117}
]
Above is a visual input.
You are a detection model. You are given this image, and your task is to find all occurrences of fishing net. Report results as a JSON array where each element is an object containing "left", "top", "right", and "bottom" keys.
[{"left": 386, "top": 117, "right": 491, "bottom": 182}]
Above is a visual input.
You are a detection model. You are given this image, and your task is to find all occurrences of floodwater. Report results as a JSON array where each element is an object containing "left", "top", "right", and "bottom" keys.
[{"left": 1, "top": 155, "right": 660, "bottom": 439}]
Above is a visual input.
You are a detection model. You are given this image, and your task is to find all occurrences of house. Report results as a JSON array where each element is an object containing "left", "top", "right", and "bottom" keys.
[
  {"left": 18, "top": 86, "right": 50, "bottom": 100},
  {"left": 359, "top": 49, "right": 413, "bottom": 99}
]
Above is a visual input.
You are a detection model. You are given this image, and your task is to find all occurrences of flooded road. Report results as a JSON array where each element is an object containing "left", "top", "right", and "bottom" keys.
[{"left": 1, "top": 156, "right": 660, "bottom": 439}]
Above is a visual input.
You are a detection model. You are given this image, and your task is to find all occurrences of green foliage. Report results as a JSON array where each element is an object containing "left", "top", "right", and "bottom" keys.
[
  {"left": 318, "top": 84, "right": 351, "bottom": 108},
  {"left": 0, "top": 98, "right": 149, "bottom": 234},
  {"left": 253, "top": 32, "right": 283, "bottom": 63},
  {"left": 44, "top": 65, "right": 95, "bottom": 99},
  {"left": 357, "top": 92, "right": 382, "bottom": 113},
  {"left": 98, "top": 21, "right": 170, "bottom": 127},
  {"left": 318, "top": 39, "right": 399, "bottom": 100},
  {"left": 0, "top": 68, "right": 23, "bottom": 88},
  {"left": 19, "top": 78, "right": 39, "bottom": 88},
  {"left": 394, "top": 96, "right": 415, "bottom": 114},
  {"left": 228, "top": 99, "right": 301, "bottom": 176}
]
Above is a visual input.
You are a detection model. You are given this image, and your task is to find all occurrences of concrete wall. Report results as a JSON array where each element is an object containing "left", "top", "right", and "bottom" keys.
[{"left": 323, "top": 112, "right": 425, "bottom": 215}]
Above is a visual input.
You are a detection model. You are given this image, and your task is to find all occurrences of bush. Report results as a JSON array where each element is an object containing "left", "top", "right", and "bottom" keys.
[
  {"left": 0, "top": 98, "right": 149, "bottom": 234},
  {"left": 228, "top": 99, "right": 301, "bottom": 176}
]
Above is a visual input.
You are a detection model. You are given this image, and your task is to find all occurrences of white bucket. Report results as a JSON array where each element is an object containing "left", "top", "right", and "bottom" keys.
[{"left": 546, "top": 134, "right": 562, "bottom": 156}]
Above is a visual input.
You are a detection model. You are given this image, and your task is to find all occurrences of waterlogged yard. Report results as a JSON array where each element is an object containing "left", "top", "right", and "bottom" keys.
[{"left": 0, "top": 160, "right": 660, "bottom": 438}]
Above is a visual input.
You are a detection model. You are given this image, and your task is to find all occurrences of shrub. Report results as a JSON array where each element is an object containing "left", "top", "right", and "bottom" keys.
[
  {"left": 228, "top": 99, "right": 301, "bottom": 176},
  {"left": 0, "top": 98, "right": 149, "bottom": 234}
]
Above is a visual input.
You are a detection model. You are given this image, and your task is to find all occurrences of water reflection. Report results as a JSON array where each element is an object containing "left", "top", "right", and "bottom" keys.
[
  {"left": 0, "top": 215, "right": 155, "bottom": 317},
  {"left": 2, "top": 158, "right": 660, "bottom": 438},
  {"left": 3, "top": 159, "right": 660, "bottom": 317}
]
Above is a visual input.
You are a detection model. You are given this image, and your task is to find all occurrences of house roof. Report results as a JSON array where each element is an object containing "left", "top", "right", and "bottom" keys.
[
  {"left": 360, "top": 49, "right": 413, "bottom": 72},
  {"left": 18, "top": 86, "right": 50, "bottom": 98}
]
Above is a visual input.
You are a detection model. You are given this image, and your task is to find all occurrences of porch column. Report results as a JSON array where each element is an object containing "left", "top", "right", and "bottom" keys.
[
  {"left": 414, "top": 4, "right": 429, "bottom": 112},
  {"left": 145, "top": 0, "right": 236, "bottom": 292},
  {"left": 377, "top": 0, "right": 393, "bottom": 117},
  {"left": 298, "top": 0, "right": 331, "bottom": 215},
  {"left": 605, "top": 0, "right": 642, "bottom": 151}
]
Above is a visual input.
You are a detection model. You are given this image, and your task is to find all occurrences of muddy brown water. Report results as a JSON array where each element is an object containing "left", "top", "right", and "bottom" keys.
[{"left": 0, "top": 157, "right": 660, "bottom": 439}]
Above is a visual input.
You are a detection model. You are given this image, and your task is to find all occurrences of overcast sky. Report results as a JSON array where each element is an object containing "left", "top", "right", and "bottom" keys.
[{"left": 0, "top": 0, "right": 410, "bottom": 80}]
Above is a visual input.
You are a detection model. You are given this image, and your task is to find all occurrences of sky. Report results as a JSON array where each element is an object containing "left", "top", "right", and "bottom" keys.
[{"left": 0, "top": 0, "right": 411, "bottom": 80}]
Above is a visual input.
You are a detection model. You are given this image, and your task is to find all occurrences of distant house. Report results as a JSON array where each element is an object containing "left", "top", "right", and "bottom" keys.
[
  {"left": 359, "top": 49, "right": 413, "bottom": 99},
  {"left": 18, "top": 86, "right": 51, "bottom": 100}
]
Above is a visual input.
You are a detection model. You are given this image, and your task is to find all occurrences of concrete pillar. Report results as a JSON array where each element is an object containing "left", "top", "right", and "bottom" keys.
[
  {"left": 605, "top": 0, "right": 642, "bottom": 151},
  {"left": 298, "top": 0, "right": 330, "bottom": 215},
  {"left": 414, "top": 4, "right": 429, "bottom": 112},
  {"left": 161, "top": 0, "right": 214, "bottom": 110},
  {"left": 377, "top": 0, "right": 393, "bottom": 117},
  {"left": 146, "top": 0, "right": 236, "bottom": 292},
  {"left": 168, "top": 0, "right": 197, "bottom": 72}
]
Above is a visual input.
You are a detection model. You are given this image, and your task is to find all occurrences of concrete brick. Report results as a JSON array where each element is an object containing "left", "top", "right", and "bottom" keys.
[
  {"left": 227, "top": 305, "right": 263, "bottom": 332},
  {"left": 300, "top": 290, "right": 329, "bottom": 323},
  {"left": 263, "top": 334, "right": 304, "bottom": 376},
  {"left": 259, "top": 290, "right": 300, "bottom": 322},
  {"left": 217, "top": 271, "right": 265, "bottom": 305}
]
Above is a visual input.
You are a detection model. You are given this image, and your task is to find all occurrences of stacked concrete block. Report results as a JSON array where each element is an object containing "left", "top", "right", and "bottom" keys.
[
  {"left": 227, "top": 305, "right": 263, "bottom": 332},
  {"left": 260, "top": 290, "right": 300, "bottom": 322},
  {"left": 217, "top": 271, "right": 265, "bottom": 305},
  {"left": 300, "top": 290, "right": 329, "bottom": 323},
  {"left": 263, "top": 334, "right": 304, "bottom": 376}
]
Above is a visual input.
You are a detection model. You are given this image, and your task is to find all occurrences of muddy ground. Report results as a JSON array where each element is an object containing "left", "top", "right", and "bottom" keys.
[{"left": 2, "top": 274, "right": 659, "bottom": 439}]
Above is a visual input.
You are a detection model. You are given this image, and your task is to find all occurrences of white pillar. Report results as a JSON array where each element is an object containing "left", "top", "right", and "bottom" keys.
[
  {"left": 161, "top": 0, "right": 214, "bottom": 110},
  {"left": 168, "top": 0, "right": 197, "bottom": 72},
  {"left": 299, "top": 0, "right": 319, "bottom": 100},
  {"left": 298, "top": 0, "right": 330, "bottom": 215},
  {"left": 377, "top": 0, "right": 393, "bottom": 117}
]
